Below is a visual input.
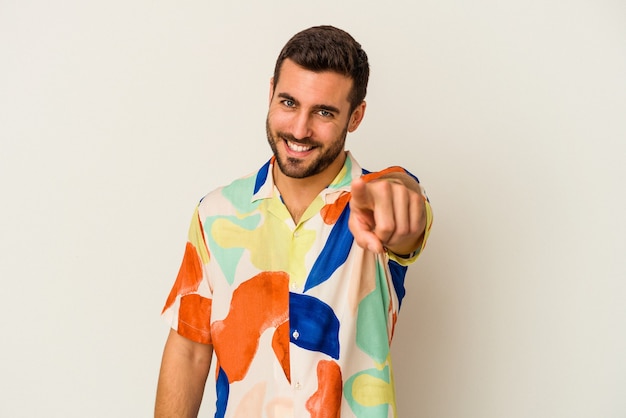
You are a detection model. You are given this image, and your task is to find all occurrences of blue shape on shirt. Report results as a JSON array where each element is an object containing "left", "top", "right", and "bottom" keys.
[
  {"left": 215, "top": 367, "right": 229, "bottom": 418},
  {"left": 254, "top": 160, "right": 271, "bottom": 195},
  {"left": 289, "top": 293, "right": 340, "bottom": 359},
  {"left": 304, "top": 205, "right": 353, "bottom": 292},
  {"left": 388, "top": 259, "right": 408, "bottom": 309}
]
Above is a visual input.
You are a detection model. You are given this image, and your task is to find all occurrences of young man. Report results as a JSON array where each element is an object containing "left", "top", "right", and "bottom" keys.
[{"left": 155, "top": 25, "right": 433, "bottom": 418}]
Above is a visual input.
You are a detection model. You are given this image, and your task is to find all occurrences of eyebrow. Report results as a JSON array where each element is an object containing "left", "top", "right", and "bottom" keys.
[{"left": 277, "top": 92, "right": 342, "bottom": 115}]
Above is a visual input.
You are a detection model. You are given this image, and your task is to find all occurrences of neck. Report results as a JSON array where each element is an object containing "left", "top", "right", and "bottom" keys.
[{"left": 273, "top": 152, "right": 346, "bottom": 223}]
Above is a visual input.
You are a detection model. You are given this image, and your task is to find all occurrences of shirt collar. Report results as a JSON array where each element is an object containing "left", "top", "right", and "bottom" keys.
[{"left": 251, "top": 151, "right": 362, "bottom": 203}]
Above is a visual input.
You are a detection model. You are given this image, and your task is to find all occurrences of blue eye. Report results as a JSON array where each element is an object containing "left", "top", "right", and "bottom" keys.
[
  {"left": 318, "top": 110, "right": 333, "bottom": 118},
  {"left": 282, "top": 99, "right": 295, "bottom": 107}
]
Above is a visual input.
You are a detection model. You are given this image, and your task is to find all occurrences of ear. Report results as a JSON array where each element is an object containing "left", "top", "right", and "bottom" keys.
[
  {"left": 347, "top": 101, "right": 367, "bottom": 132},
  {"left": 269, "top": 77, "right": 275, "bottom": 104}
]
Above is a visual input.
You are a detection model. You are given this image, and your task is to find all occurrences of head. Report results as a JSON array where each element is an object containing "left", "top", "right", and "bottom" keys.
[
  {"left": 272, "top": 25, "right": 369, "bottom": 114},
  {"left": 266, "top": 26, "right": 369, "bottom": 183}
]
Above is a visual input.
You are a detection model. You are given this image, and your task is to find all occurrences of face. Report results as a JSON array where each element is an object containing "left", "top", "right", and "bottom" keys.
[{"left": 266, "top": 59, "right": 365, "bottom": 181}]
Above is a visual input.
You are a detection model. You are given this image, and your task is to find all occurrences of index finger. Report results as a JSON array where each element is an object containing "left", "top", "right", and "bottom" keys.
[{"left": 350, "top": 177, "right": 373, "bottom": 211}]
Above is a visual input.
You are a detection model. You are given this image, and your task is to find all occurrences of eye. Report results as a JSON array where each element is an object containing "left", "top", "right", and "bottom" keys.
[
  {"left": 317, "top": 109, "right": 333, "bottom": 118},
  {"left": 281, "top": 99, "right": 296, "bottom": 108}
]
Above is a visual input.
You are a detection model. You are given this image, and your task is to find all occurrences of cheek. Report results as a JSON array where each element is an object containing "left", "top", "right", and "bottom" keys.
[
  {"left": 318, "top": 122, "right": 347, "bottom": 142},
  {"left": 316, "top": 126, "right": 336, "bottom": 141},
  {"left": 267, "top": 110, "right": 291, "bottom": 132}
]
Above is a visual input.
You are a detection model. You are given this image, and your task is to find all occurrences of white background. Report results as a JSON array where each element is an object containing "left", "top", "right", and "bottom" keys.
[{"left": 1, "top": 1, "right": 625, "bottom": 417}]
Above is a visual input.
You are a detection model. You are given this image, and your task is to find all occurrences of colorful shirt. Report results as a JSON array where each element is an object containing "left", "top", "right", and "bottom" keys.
[{"left": 162, "top": 152, "right": 433, "bottom": 418}]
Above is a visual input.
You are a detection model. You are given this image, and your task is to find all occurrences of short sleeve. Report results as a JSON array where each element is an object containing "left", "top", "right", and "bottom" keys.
[{"left": 161, "top": 206, "right": 214, "bottom": 344}]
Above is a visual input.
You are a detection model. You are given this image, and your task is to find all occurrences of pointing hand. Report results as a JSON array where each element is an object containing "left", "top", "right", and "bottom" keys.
[{"left": 348, "top": 175, "right": 426, "bottom": 255}]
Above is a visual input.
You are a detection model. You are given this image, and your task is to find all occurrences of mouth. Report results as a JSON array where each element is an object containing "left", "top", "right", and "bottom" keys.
[{"left": 285, "top": 139, "right": 314, "bottom": 153}]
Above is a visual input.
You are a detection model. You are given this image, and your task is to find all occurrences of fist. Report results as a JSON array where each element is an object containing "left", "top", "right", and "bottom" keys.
[{"left": 348, "top": 176, "right": 426, "bottom": 255}]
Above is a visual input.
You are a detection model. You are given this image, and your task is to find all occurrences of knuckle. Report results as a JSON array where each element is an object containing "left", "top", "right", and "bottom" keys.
[
  {"left": 395, "top": 223, "right": 411, "bottom": 237},
  {"left": 375, "top": 219, "right": 395, "bottom": 238}
]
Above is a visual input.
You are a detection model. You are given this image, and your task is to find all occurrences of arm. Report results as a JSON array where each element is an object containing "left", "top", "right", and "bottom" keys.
[
  {"left": 155, "top": 328, "right": 214, "bottom": 418},
  {"left": 349, "top": 171, "right": 429, "bottom": 255}
]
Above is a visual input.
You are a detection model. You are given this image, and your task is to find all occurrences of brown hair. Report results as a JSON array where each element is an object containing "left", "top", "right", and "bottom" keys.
[{"left": 272, "top": 25, "right": 369, "bottom": 113}]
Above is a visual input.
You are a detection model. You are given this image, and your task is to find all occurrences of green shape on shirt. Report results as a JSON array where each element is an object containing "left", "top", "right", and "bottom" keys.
[
  {"left": 221, "top": 175, "right": 262, "bottom": 213},
  {"left": 356, "top": 258, "right": 391, "bottom": 364},
  {"left": 344, "top": 365, "right": 395, "bottom": 418},
  {"left": 328, "top": 154, "right": 354, "bottom": 189}
]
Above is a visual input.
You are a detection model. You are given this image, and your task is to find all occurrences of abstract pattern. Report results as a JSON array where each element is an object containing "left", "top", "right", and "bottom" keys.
[
  {"left": 344, "top": 362, "right": 397, "bottom": 418},
  {"left": 162, "top": 152, "right": 433, "bottom": 417},
  {"left": 212, "top": 271, "right": 289, "bottom": 383},
  {"left": 306, "top": 360, "right": 342, "bottom": 417}
]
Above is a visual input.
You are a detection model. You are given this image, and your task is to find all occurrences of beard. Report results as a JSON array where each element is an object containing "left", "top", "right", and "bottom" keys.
[{"left": 266, "top": 117, "right": 348, "bottom": 179}]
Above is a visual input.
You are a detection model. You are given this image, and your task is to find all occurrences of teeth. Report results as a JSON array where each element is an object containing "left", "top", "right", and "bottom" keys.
[{"left": 287, "top": 141, "right": 312, "bottom": 152}]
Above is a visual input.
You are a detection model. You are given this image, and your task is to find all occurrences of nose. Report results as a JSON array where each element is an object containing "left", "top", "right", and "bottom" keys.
[{"left": 290, "top": 111, "right": 312, "bottom": 140}]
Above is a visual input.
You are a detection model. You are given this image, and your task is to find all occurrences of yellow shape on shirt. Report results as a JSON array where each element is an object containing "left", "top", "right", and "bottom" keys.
[{"left": 212, "top": 198, "right": 316, "bottom": 288}]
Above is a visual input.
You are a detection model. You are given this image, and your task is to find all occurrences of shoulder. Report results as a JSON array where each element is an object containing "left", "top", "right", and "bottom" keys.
[{"left": 197, "top": 159, "right": 272, "bottom": 214}]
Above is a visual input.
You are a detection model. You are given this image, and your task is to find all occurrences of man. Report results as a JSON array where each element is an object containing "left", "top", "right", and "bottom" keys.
[{"left": 155, "top": 25, "right": 433, "bottom": 417}]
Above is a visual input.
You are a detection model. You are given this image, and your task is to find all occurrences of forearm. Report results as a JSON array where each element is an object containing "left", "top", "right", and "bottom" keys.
[{"left": 155, "top": 329, "right": 213, "bottom": 418}]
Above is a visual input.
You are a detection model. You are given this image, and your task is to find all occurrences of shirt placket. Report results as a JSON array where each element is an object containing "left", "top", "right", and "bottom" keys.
[{"left": 287, "top": 221, "right": 312, "bottom": 417}]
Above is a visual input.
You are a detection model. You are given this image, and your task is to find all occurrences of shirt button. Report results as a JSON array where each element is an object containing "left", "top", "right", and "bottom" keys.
[
  {"left": 294, "top": 231, "right": 300, "bottom": 238},
  {"left": 290, "top": 283, "right": 298, "bottom": 291},
  {"left": 292, "top": 330, "right": 300, "bottom": 340},
  {"left": 294, "top": 381, "right": 302, "bottom": 390}
]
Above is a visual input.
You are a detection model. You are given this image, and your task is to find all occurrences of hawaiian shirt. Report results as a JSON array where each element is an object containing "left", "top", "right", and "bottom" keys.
[{"left": 162, "top": 151, "right": 433, "bottom": 418}]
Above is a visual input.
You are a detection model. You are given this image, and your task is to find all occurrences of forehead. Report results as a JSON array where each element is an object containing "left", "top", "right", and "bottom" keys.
[{"left": 275, "top": 59, "right": 353, "bottom": 108}]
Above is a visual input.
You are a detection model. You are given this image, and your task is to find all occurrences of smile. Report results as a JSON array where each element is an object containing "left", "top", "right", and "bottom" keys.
[{"left": 286, "top": 140, "right": 313, "bottom": 153}]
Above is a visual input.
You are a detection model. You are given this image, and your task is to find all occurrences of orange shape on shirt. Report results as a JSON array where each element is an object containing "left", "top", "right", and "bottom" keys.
[
  {"left": 360, "top": 166, "right": 406, "bottom": 183},
  {"left": 320, "top": 192, "right": 351, "bottom": 225},
  {"left": 212, "top": 271, "right": 289, "bottom": 383},
  {"left": 320, "top": 166, "right": 407, "bottom": 226},
  {"left": 272, "top": 320, "right": 291, "bottom": 382},
  {"left": 162, "top": 241, "right": 204, "bottom": 313},
  {"left": 305, "top": 360, "right": 342, "bottom": 418},
  {"left": 178, "top": 294, "right": 213, "bottom": 344}
]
